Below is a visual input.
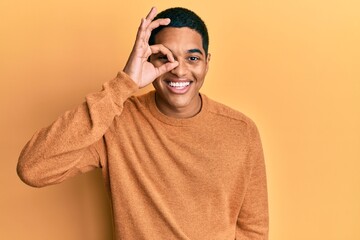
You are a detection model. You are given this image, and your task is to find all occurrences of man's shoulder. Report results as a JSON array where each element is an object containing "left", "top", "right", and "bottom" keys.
[
  {"left": 203, "top": 94, "right": 256, "bottom": 127},
  {"left": 124, "top": 91, "right": 152, "bottom": 108}
]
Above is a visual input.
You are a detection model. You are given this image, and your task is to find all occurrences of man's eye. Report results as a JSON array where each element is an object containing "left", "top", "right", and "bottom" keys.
[
  {"left": 188, "top": 56, "right": 199, "bottom": 61},
  {"left": 158, "top": 56, "right": 168, "bottom": 62}
]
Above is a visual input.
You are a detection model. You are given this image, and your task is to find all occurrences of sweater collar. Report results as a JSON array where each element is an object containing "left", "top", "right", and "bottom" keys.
[{"left": 146, "top": 91, "right": 208, "bottom": 127}]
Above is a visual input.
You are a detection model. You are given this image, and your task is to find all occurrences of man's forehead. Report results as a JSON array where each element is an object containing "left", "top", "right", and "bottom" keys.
[{"left": 154, "top": 27, "right": 205, "bottom": 55}]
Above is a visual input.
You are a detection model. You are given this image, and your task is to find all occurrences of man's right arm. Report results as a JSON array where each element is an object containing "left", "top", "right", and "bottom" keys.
[{"left": 17, "top": 72, "right": 138, "bottom": 187}]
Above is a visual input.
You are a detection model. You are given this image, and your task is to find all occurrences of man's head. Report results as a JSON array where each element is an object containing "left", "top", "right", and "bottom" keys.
[
  {"left": 149, "top": 7, "right": 210, "bottom": 118},
  {"left": 149, "top": 7, "right": 209, "bottom": 56}
]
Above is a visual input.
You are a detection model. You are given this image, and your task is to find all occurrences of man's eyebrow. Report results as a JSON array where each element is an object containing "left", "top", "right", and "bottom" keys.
[{"left": 187, "top": 48, "right": 204, "bottom": 55}]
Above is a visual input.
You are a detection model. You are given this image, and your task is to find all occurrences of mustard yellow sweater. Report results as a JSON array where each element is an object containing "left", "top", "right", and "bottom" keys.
[{"left": 17, "top": 72, "right": 268, "bottom": 239}]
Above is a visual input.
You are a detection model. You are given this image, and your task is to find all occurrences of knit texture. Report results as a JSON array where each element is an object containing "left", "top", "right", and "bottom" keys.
[{"left": 17, "top": 71, "right": 269, "bottom": 239}]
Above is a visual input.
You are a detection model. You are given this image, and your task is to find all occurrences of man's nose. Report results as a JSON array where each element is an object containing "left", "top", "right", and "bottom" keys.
[{"left": 170, "top": 59, "right": 188, "bottom": 77}]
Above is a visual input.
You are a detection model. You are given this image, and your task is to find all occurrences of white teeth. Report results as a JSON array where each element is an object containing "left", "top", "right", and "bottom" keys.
[{"left": 168, "top": 81, "right": 190, "bottom": 88}]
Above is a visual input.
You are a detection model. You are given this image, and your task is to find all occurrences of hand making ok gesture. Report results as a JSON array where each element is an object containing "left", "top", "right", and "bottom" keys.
[{"left": 123, "top": 7, "right": 179, "bottom": 88}]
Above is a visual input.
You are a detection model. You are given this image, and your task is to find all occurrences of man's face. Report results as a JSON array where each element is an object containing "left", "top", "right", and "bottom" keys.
[{"left": 150, "top": 27, "right": 210, "bottom": 118}]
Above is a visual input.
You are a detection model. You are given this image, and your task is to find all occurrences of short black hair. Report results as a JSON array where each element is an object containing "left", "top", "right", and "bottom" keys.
[{"left": 149, "top": 7, "right": 209, "bottom": 56}]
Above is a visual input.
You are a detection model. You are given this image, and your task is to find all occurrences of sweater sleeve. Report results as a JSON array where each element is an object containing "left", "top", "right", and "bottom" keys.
[
  {"left": 236, "top": 121, "right": 269, "bottom": 239},
  {"left": 17, "top": 71, "right": 138, "bottom": 188}
]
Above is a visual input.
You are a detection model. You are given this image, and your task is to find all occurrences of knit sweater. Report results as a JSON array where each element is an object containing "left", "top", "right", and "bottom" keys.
[{"left": 17, "top": 72, "right": 268, "bottom": 240}]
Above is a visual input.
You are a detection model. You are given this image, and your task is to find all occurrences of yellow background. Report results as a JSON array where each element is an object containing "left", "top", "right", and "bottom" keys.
[{"left": 1, "top": 0, "right": 359, "bottom": 239}]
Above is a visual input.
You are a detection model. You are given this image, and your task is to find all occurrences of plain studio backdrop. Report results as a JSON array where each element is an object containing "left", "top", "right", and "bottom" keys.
[{"left": 1, "top": 0, "right": 359, "bottom": 239}]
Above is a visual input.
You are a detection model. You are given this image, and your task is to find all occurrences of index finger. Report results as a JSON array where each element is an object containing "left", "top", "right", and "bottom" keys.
[{"left": 150, "top": 44, "right": 176, "bottom": 63}]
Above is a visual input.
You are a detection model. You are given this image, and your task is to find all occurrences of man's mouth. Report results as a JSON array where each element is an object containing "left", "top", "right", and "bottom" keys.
[
  {"left": 164, "top": 80, "right": 193, "bottom": 94},
  {"left": 167, "top": 81, "right": 191, "bottom": 89}
]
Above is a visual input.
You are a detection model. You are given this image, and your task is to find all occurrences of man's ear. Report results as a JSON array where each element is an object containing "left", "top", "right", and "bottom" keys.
[
  {"left": 207, "top": 53, "right": 211, "bottom": 63},
  {"left": 206, "top": 53, "right": 211, "bottom": 72}
]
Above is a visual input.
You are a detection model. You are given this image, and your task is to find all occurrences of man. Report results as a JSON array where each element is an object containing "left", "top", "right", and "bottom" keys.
[{"left": 17, "top": 7, "right": 268, "bottom": 239}]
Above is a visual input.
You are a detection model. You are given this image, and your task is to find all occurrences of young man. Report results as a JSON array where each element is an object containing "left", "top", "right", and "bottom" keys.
[{"left": 18, "top": 7, "right": 269, "bottom": 239}]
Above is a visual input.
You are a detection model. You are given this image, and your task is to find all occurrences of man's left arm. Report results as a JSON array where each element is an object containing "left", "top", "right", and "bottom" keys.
[{"left": 236, "top": 121, "right": 269, "bottom": 239}]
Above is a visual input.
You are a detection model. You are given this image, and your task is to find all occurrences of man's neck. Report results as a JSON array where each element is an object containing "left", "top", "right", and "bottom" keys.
[{"left": 154, "top": 93, "right": 202, "bottom": 119}]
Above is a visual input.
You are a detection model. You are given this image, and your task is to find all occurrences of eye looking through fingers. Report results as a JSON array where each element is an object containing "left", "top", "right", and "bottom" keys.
[
  {"left": 150, "top": 44, "right": 175, "bottom": 62},
  {"left": 156, "top": 54, "right": 169, "bottom": 62}
]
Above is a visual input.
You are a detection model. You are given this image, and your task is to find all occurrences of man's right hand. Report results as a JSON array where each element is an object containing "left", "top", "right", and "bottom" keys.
[{"left": 123, "top": 7, "right": 179, "bottom": 88}]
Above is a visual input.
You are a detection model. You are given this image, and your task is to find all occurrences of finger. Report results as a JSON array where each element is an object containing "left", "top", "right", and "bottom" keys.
[
  {"left": 155, "top": 61, "right": 179, "bottom": 77},
  {"left": 135, "top": 18, "right": 146, "bottom": 43},
  {"left": 150, "top": 44, "right": 175, "bottom": 62},
  {"left": 145, "top": 7, "right": 157, "bottom": 21},
  {"left": 135, "top": 7, "right": 159, "bottom": 42},
  {"left": 136, "top": 18, "right": 170, "bottom": 48},
  {"left": 147, "top": 18, "right": 170, "bottom": 32},
  {"left": 142, "top": 18, "right": 170, "bottom": 44}
]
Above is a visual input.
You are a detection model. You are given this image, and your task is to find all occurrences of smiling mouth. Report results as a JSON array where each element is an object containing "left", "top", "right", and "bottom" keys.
[{"left": 166, "top": 81, "right": 191, "bottom": 89}]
